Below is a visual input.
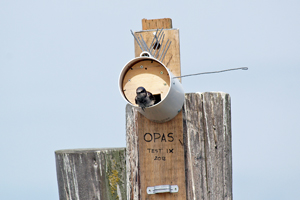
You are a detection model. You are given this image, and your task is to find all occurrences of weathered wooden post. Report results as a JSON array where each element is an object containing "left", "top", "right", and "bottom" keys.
[
  {"left": 55, "top": 148, "right": 126, "bottom": 200},
  {"left": 125, "top": 18, "right": 232, "bottom": 200},
  {"left": 183, "top": 92, "right": 232, "bottom": 200}
]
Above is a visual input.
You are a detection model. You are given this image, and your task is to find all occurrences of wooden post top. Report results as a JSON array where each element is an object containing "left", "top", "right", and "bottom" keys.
[{"left": 142, "top": 18, "right": 173, "bottom": 30}]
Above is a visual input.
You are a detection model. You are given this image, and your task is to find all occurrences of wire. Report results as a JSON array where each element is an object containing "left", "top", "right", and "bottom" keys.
[{"left": 173, "top": 67, "right": 248, "bottom": 79}]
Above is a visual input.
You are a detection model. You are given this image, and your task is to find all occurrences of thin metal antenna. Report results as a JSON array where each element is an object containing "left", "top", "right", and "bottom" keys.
[
  {"left": 136, "top": 35, "right": 146, "bottom": 52},
  {"left": 149, "top": 28, "right": 159, "bottom": 54},
  {"left": 153, "top": 32, "right": 164, "bottom": 58},
  {"left": 140, "top": 34, "right": 151, "bottom": 53},
  {"left": 155, "top": 33, "right": 165, "bottom": 58},
  {"left": 159, "top": 39, "right": 169, "bottom": 60},
  {"left": 173, "top": 67, "right": 248, "bottom": 79},
  {"left": 131, "top": 30, "right": 144, "bottom": 51},
  {"left": 150, "top": 29, "right": 164, "bottom": 55},
  {"left": 130, "top": 28, "right": 171, "bottom": 62},
  {"left": 161, "top": 41, "right": 172, "bottom": 63}
]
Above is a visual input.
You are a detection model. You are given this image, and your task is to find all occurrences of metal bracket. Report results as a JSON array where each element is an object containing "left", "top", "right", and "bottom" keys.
[{"left": 147, "top": 185, "right": 179, "bottom": 194}]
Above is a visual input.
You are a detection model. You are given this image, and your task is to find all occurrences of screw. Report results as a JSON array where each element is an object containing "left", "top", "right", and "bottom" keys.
[
  {"left": 140, "top": 65, "right": 143, "bottom": 68},
  {"left": 160, "top": 71, "right": 163, "bottom": 74}
]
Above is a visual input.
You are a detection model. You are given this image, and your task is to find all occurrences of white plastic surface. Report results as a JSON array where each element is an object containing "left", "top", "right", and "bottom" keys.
[{"left": 119, "top": 54, "right": 184, "bottom": 123}]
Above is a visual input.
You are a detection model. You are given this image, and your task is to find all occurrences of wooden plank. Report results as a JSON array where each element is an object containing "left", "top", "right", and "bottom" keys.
[
  {"left": 133, "top": 29, "right": 181, "bottom": 81},
  {"left": 138, "top": 112, "right": 186, "bottom": 200},
  {"left": 55, "top": 148, "right": 126, "bottom": 200},
  {"left": 183, "top": 92, "right": 232, "bottom": 200},
  {"left": 125, "top": 106, "right": 141, "bottom": 200},
  {"left": 182, "top": 93, "right": 208, "bottom": 200},
  {"left": 126, "top": 106, "right": 186, "bottom": 200},
  {"left": 142, "top": 18, "right": 172, "bottom": 30},
  {"left": 126, "top": 18, "right": 186, "bottom": 200}
]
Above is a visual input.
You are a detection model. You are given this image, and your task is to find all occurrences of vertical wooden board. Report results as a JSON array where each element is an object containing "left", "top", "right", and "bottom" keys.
[
  {"left": 126, "top": 105, "right": 141, "bottom": 200},
  {"left": 201, "top": 92, "right": 232, "bottom": 200},
  {"left": 137, "top": 111, "right": 186, "bottom": 200},
  {"left": 127, "top": 19, "right": 186, "bottom": 200},
  {"left": 134, "top": 29, "right": 181, "bottom": 81},
  {"left": 182, "top": 92, "right": 232, "bottom": 200},
  {"left": 183, "top": 93, "right": 208, "bottom": 200},
  {"left": 55, "top": 148, "right": 126, "bottom": 200},
  {"left": 142, "top": 18, "right": 172, "bottom": 30}
]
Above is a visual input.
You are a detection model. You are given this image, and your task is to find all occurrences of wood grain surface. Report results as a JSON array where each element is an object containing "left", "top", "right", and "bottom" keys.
[
  {"left": 126, "top": 92, "right": 232, "bottom": 200},
  {"left": 183, "top": 92, "right": 232, "bottom": 200},
  {"left": 126, "top": 106, "right": 186, "bottom": 200},
  {"left": 55, "top": 148, "right": 126, "bottom": 200},
  {"left": 142, "top": 18, "right": 172, "bottom": 30}
]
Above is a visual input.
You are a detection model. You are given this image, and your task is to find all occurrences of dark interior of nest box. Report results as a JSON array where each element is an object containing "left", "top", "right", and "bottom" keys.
[
  {"left": 122, "top": 59, "right": 170, "bottom": 106},
  {"left": 153, "top": 94, "right": 161, "bottom": 105}
]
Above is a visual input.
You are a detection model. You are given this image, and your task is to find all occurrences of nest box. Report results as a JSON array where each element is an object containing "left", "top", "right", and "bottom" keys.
[{"left": 119, "top": 52, "right": 184, "bottom": 123}]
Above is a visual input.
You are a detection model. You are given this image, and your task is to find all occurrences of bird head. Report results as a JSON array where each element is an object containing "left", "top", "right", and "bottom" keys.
[{"left": 136, "top": 87, "right": 147, "bottom": 97}]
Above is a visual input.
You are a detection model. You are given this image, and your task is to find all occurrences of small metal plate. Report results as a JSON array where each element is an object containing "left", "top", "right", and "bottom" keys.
[{"left": 147, "top": 185, "right": 179, "bottom": 194}]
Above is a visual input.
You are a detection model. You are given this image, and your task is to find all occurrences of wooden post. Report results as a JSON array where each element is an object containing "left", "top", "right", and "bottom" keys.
[
  {"left": 55, "top": 148, "right": 126, "bottom": 200},
  {"left": 183, "top": 92, "right": 232, "bottom": 200},
  {"left": 126, "top": 92, "right": 232, "bottom": 200},
  {"left": 126, "top": 18, "right": 186, "bottom": 200},
  {"left": 126, "top": 18, "right": 232, "bottom": 200}
]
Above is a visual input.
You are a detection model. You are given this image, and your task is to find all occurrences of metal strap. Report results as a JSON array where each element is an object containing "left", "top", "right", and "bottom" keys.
[{"left": 147, "top": 185, "right": 179, "bottom": 194}]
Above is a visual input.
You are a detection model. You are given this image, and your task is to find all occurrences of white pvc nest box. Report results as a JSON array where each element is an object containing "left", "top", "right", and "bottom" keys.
[{"left": 119, "top": 52, "right": 184, "bottom": 123}]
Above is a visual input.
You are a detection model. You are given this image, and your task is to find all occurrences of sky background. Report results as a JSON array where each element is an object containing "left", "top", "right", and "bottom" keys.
[{"left": 1, "top": 0, "right": 299, "bottom": 199}]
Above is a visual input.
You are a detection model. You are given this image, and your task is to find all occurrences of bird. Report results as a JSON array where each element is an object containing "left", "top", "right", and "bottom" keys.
[{"left": 135, "top": 86, "right": 155, "bottom": 111}]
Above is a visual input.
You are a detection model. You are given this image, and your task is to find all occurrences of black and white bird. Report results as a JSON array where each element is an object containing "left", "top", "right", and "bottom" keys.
[{"left": 135, "top": 87, "right": 155, "bottom": 111}]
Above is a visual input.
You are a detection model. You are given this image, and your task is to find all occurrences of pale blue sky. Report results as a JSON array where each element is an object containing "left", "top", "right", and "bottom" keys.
[{"left": 1, "top": 0, "right": 299, "bottom": 199}]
